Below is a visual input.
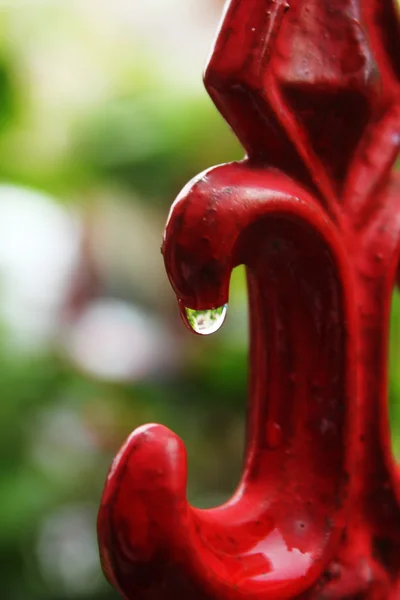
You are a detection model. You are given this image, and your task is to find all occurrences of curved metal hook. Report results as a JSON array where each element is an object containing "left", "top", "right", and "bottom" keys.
[{"left": 98, "top": 162, "right": 357, "bottom": 599}]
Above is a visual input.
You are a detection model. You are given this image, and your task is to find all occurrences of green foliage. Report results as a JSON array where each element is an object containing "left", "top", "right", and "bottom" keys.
[{"left": 76, "top": 92, "right": 242, "bottom": 203}]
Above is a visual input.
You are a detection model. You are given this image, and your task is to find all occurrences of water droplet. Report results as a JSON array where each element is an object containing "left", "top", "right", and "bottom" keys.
[{"left": 181, "top": 303, "right": 228, "bottom": 335}]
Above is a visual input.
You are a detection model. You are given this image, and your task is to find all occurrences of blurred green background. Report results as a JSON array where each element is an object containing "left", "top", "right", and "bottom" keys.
[{"left": 0, "top": 1, "right": 399, "bottom": 599}]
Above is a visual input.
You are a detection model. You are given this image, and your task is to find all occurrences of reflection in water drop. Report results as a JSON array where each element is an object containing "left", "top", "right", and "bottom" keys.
[{"left": 182, "top": 304, "right": 228, "bottom": 335}]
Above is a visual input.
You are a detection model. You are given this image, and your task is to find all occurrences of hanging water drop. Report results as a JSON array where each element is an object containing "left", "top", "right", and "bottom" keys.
[{"left": 180, "top": 303, "right": 228, "bottom": 335}]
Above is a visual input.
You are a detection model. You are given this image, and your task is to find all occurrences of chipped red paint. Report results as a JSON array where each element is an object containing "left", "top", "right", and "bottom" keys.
[{"left": 97, "top": 1, "right": 400, "bottom": 598}]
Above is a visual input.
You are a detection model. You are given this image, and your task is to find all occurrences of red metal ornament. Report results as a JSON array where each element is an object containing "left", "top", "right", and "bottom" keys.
[{"left": 97, "top": 1, "right": 400, "bottom": 598}]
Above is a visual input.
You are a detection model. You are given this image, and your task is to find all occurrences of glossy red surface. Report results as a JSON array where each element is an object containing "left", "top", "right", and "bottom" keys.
[{"left": 98, "top": 1, "right": 400, "bottom": 598}]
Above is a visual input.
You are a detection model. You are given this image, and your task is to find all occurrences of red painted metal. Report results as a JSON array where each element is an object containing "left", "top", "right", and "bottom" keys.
[{"left": 97, "top": 1, "right": 400, "bottom": 598}]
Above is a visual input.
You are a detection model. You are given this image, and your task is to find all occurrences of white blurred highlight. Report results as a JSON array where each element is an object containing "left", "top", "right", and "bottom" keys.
[{"left": 0, "top": 185, "right": 80, "bottom": 351}]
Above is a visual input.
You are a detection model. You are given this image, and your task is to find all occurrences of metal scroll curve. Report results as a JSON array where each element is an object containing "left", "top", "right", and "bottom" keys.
[{"left": 98, "top": 162, "right": 359, "bottom": 600}]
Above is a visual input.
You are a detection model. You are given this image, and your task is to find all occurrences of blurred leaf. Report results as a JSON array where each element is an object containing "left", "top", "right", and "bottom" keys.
[
  {"left": 0, "top": 59, "right": 17, "bottom": 132},
  {"left": 76, "top": 92, "right": 242, "bottom": 202}
]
